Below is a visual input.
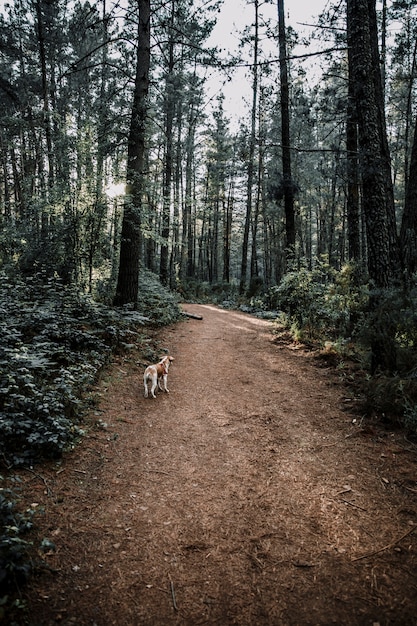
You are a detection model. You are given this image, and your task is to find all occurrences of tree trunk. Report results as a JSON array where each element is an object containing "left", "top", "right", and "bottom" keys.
[
  {"left": 347, "top": 0, "right": 397, "bottom": 288},
  {"left": 223, "top": 178, "right": 234, "bottom": 283},
  {"left": 277, "top": 0, "right": 295, "bottom": 262},
  {"left": 160, "top": 1, "right": 176, "bottom": 287},
  {"left": 347, "top": 0, "right": 399, "bottom": 372},
  {"left": 239, "top": 0, "right": 258, "bottom": 295},
  {"left": 35, "top": 0, "right": 54, "bottom": 191},
  {"left": 400, "top": 112, "right": 417, "bottom": 277},
  {"left": 114, "top": 0, "right": 150, "bottom": 307},
  {"left": 184, "top": 117, "right": 196, "bottom": 279},
  {"left": 346, "top": 46, "right": 362, "bottom": 270},
  {"left": 169, "top": 97, "right": 182, "bottom": 290}
]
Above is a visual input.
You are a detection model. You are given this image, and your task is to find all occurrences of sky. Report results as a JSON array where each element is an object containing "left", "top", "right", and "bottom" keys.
[{"left": 205, "top": 0, "right": 331, "bottom": 124}]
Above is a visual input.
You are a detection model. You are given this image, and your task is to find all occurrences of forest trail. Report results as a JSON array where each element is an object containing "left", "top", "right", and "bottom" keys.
[{"left": 24, "top": 304, "right": 417, "bottom": 625}]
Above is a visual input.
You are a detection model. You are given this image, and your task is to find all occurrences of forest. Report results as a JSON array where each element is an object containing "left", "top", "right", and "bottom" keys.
[{"left": 1, "top": 0, "right": 417, "bottom": 609}]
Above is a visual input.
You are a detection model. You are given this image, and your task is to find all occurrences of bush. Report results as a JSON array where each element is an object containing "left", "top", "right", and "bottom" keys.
[
  {"left": 0, "top": 268, "right": 183, "bottom": 611},
  {"left": 0, "top": 271, "right": 148, "bottom": 467},
  {"left": 136, "top": 270, "right": 182, "bottom": 325},
  {"left": 266, "top": 260, "right": 367, "bottom": 341},
  {"left": 267, "top": 263, "right": 417, "bottom": 432},
  {"left": 177, "top": 279, "right": 239, "bottom": 305},
  {"left": 0, "top": 485, "right": 34, "bottom": 596}
]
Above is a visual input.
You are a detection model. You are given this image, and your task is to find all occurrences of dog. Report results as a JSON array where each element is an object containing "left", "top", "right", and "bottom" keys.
[{"left": 143, "top": 355, "right": 174, "bottom": 398}]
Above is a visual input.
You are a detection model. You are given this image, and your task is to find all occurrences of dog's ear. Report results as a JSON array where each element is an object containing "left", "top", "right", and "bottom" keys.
[{"left": 169, "top": 356, "right": 174, "bottom": 361}]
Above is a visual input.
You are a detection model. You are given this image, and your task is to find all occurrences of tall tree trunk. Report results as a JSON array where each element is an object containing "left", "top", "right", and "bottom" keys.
[
  {"left": 160, "top": 1, "right": 176, "bottom": 287},
  {"left": 400, "top": 31, "right": 417, "bottom": 268},
  {"left": 277, "top": 0, "right": 295, "bottom": 262},
  {"left": 250, "top": 131, "right": 263, "bottom": 283},
  {"left": 35, "top": 0, "right": 54, "bottom": 191},
  {"left": 114, "top": 0, "right": 150, "bottom": 307},
  {"left": 403, "top": 38, "right": 417, "bottom": 192},
  {"left": 347, "top": 0, "right": 399, "bottom": 372},
  {"left": 184, "top": 116, "right": 196, "bottom": 279},
  {"left": 347, "top": 0, "right": 399, "bottom": 288},
  {"left": 400, "top": 112, "right": 417, "bottom": 277},
  {"left": 223, "top": 178, "right": 234, "bottom": 283},
  {"left": 368, "top": 0, "right": 400, "bottom": 275},
  {"left": 328, "top": 148, "right": 341, "bottom": 267},
  {"left": 169, "top": 97, "right": 183, "bottom": 289},
  {"left": 346, "top": 46, "right": 362, "bottom": 270},
  {"left": 240, "top": 0, "right": 259, "bottom": 294}
]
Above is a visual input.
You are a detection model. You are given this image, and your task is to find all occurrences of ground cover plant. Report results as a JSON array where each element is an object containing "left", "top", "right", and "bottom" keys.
[
  {"left": 0, "top": 270, "right": 181, "bottom": 611},
  {"left": 261, "top": 261, "right": 417, "bottom": 434}
]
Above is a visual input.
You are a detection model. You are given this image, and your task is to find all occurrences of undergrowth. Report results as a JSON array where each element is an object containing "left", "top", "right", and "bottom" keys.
[
  {"left": 0, "top": 483, "right": 34, "bottom": 613},
  {"left": 259, "top": 259, "right": 417, "bottom": 435},
  {"left": 136, "top": 270, "right": 183, "bottom": 326},
  {"left": 0, "top": 269, "right": 181, "bottom": 611}
]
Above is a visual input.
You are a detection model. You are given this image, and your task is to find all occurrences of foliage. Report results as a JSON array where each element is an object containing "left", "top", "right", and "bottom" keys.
[
  {"left": 136, "top": 270, "right": 182, "bottom": 326},
  {"left": 355, "top": 283, "right": 417, "bottom": 368},
  {"left": 266, "top": 259, "right": 367, "bottom": 341},
  {"left": 264, "top": 263, "right": 417, "bottom": 433},
  {"left": 0, "top": 268, "right": 181, "bottom": 613},
  {"left": 178, "top": 279, "right": 239, "bottom": 304},
  {"left": 362, "top": 373, "right": 417, "bottom": 431},
  {"left": 0, "top": 271, "right": 149, "bottom": 468},
  {"left": 357, "top": 285, "right": 417, "bottom": 431},
  {"left": 0, "top": 484, "right": 34, "bottom": 605}
]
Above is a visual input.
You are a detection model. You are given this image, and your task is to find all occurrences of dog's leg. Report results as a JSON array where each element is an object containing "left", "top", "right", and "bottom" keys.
[
  {"left": 150, "top": 374, "right": 158, "bottom": 398},
  {"left": 162, "top": 374, "right": 169, "bottom": 393},
  {"left": 144, "top": 373, "right": 149, "bottom": 398}
]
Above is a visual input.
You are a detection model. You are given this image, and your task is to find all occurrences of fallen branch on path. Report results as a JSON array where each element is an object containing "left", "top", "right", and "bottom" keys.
[
  {"left": 339, "top": 497, "right": 367, "bottom": 512},
  {"left": 352, "top": 524, "right": 417, "bottom": 562},
  {"left": 168, "top": 574, "right": 178, "bottom": 611},
  {"left": 182, "top": 311, "right": 203, "bottom": 320},
  {"left": 27, "top": 468, "right": 53, "bottom": 497}
]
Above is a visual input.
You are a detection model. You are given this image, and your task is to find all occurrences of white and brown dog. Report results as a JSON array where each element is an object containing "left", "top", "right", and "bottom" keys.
[{"left": 143, "top": 355, "right": 174, "bottom": 398}]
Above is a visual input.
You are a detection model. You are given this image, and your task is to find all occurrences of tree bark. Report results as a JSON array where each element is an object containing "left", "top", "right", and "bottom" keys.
[
  {"left": 400, "top": 112, "right": 417, "bottom": 277},
  {"left": 347, "top": 0, "right": 399, "bottom": 372},
  {"left": 159, "top": 0, "right": 176, "bottom": 287},
  {"left": 277, "top": 0, "right": 295, "bottom": 262},
  {"left": 114, "top": 0, "right": 150, "bottom": 307},
  {"left": 346, "top": 48, "right": 361, "bottom": 269},
  {"left": 347, "top": 0, "right": 398, "bottom": 288},
  {"left": 35, "top": 0, "right": 55, "bottom": 191},
  {"left": 399, "top": 37, "right": 417, "bottom": 278},
  {"left": 223, "top": 178, "right": 234, "bottom": 283},
  {"left": 240, "top": 0, "right": 258, "bottom": 294}
]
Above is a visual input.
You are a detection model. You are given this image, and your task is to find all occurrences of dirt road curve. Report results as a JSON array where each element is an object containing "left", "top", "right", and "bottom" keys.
[{"left": 25, "top": 304, "right": 417, "bottom": 625}]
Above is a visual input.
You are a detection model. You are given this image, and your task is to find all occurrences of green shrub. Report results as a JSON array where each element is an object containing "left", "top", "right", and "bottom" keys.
[
  {"left": 136, "top": 270, "right": 182, "bottom": 325},
  {"left": 267, "top": 259, "right": 367, "bottom": 341},
  {"left": 0, "top": 271, "right": 148, "bottom": 468},
  {"left": 0, "top": 485, "right": 34, "bottom": 593},
  {"left": 177, "top": 279, "right": 239, "bottom": 305}
]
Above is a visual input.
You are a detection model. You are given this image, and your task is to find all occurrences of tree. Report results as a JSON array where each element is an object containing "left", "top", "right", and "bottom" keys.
[
  {"left": 346, "top": 49, "right": 361, "bottom": 270},
  {"left": 158, "top": 0, "right": 176, "bottom": 287},
  {"left": 400, "top": 112, "right": 417, "bottom": 277},
  {"left": 240, "top": 0, "right": 259, "bottom": 294},
  {"left": 114, "top": 0, "right": 150, "bottom": 306},
  {"left": 347, "top": 0, "right": 400, "bottom": 288},
  {"left": 277, "top": 0, "right": 295, "bottom": 261},
  {"left": 347, "top": 0, "right": 400, "bottom": 371},
  {"left": 394, "top": 1, "right": 417, "bottom": 278}
]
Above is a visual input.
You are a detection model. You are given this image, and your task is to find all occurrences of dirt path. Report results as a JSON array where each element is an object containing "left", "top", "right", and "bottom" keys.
[{"left": 24, "top": 304, "right": 417, "bottom": 625}]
